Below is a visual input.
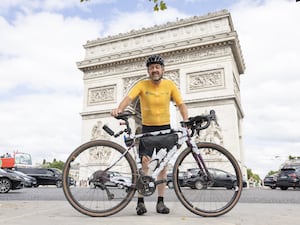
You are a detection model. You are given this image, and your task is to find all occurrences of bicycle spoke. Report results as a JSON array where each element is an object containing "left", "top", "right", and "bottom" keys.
[
  {"left": 173, "top": 143, "right": 243, "bottom": 217},
  {"left": 62, "top": 140, "right": 137, "bottom": 217}
]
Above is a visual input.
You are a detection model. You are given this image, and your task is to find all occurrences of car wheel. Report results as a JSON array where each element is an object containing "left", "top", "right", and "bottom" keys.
[
  {"left": 56, "top": 180, "right": 63, "bottom": 188},
  {"left": 194, "top": 180, "right": 205, "bottom": 190},
  {"left": 167, "top": 181, "right": 174, "bottom": 189},
  {"left": 280, "top": 186, "right": 288, "bottom": 190},
  {"left": 0, "top": 177, "right": 12, "bottom": 193},
  {"left": 271, "top": 186, "right": 276, "bottom": 189},
  {"left": 226, "top": 181, "right": 237, "bottom": 190}
]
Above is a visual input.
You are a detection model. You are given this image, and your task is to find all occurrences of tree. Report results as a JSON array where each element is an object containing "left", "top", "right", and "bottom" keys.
[
  {"left": 41, "top": 159, "right": 65, "bottom": 170},
  {"left": 267, "top": 170, "right": 278, "bottom": 176},
  {"left": 247, "top": 168, "right": 260, "bottom": 182},
  {"left": 80, "top": 0, "right": 167, "bottom": 11}
]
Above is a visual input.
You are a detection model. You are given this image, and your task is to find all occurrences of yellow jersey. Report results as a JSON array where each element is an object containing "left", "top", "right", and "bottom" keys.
[{"left": 128, "top": 79, "right": 184, "bottom": 126}]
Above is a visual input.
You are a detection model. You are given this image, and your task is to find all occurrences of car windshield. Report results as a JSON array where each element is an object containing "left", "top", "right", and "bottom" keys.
[{"left": 280, "top": 168, "right": 295, "bottom": 175}]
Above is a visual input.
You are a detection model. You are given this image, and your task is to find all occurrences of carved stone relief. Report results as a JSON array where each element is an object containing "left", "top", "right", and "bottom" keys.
[
  {"left": 122, "top": 70, "right": 180, "bottom": 96},
  {"left": 88, "top": 85, "right": 116, "bottom": 105},
  {"left": 164, "top": 70, "right": 180, "bottom": 88},
  {"left": 89, "top": 120, "right": 112, "bottom": 164},
  {"left": 195, "top": 120, "right": 223, "bottom": 146},
  {"left": 123, "top": 75, "right": 146, "bottom": 95},
  {"left": 187, "top": 69, "right": 224, "bottom": 92}
]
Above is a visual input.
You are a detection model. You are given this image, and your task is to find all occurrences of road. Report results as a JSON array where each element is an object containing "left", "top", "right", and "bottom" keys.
[
  {"left": 1, "top": 186, "right": 300, "bottom": 203},
  {"left": 1, "top": 187, "right": 300, "bottom": 225}
]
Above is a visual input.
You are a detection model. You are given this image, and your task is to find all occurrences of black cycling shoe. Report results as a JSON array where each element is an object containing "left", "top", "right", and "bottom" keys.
[
  {"left": 136, "top": 202, "right": 147, "bottom": 215},
  {"left": 156, "top": 202, "right": 170, "bottom": 214}
]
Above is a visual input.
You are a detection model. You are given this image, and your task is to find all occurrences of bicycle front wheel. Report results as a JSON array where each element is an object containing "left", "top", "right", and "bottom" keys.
[
  {"left": 173, "top": 142, "right": 243, "bottom": 217},
  {"left": 62, "top": 140, "right": 137, "bottom": 217}
]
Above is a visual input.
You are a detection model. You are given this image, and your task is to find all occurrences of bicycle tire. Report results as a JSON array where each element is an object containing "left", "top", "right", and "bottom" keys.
[
  {"left": 173, "top": 142, "right": 243, "bottom": 217},
  {"left": 62, "top": 140, "right": 137, "bottom": 217}
]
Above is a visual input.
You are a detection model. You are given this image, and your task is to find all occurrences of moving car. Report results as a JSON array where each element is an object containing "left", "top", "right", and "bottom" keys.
[
  {"left": 276, "top": 167, "right": 300, "bottom": 190},
  {"left": 0, "top": 168, "right": 23, "bottom": 193}
]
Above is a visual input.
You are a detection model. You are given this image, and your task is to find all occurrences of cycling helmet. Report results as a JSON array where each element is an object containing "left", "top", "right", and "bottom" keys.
[{"left": 146, "top": 55, "right": 164, "bottom": 67}]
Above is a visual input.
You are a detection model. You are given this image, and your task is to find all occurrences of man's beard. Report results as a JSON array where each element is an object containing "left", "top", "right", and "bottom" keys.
[{"left": 151, "top": 73, "right": 162, "bottom": 81}]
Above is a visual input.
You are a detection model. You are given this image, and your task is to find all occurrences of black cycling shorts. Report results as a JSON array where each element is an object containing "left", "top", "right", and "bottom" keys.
[{"left": 139, "top": 124, "right": 172, "bottom": 158}]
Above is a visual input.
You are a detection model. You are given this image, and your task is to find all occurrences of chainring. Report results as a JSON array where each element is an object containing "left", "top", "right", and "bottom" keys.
[{"left": 136, "top": 175, "right": 156, "bottom": 196}]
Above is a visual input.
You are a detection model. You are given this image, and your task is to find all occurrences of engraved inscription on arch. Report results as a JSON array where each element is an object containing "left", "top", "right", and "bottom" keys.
[
  {"left": 88, "top": 85, "right": 116, "bottom": 105},
  {"left": 187, "top": 69, "right": 224, "bottom": 92}
]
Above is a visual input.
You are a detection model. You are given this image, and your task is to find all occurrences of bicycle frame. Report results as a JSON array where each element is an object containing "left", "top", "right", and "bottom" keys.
[
  {"left": 62, "top": 109, "right": 243, "bottom": 217},
  {"left": 105, "top": 125, "right": 212, "bottom": 193}
]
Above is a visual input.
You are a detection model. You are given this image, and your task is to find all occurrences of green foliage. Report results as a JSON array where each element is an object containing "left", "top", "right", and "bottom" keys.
[
  {"left": 267, "top": 170, "right": 278, "bottom": 176},
  {"left": 80, "top": 0, "right": 168, "bottom": 11},
  {"left": 151, "top": 0, "right": 167, "bottom": 11},
  {"left": 247, "top": 168, "right": 261, "bottom": 182},
  {"left": 42, "top": 158, "right": 65, "bottom": 170},
  {"left": 288, "top": 155, "right": 300, "bottom": 160}
]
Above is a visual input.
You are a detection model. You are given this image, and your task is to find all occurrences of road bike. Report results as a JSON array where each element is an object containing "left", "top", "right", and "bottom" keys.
[{"left": 62, "top": 110, "right": 243, "bottom": 217}]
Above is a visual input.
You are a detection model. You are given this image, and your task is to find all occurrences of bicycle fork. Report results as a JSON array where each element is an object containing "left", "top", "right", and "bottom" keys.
[{"left": 188, "top": 140, "right": 214, "bottom": 184}]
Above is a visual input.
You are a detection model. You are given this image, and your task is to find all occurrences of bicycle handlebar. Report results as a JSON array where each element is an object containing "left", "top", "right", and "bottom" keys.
[
  {"left": 102, "top": 110, "right": 217, "bottom": 138},
  {"left": 181, "top": 110, "right": 217, "bottom": 136}
]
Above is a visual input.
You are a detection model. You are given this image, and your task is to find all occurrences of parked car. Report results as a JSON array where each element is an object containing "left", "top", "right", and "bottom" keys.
[
  {"left": 0, "top": 168, "right": 23, "bottom": 193},
  {"left": 276, "top": 167, "right": 300, "bottom": 190},
  {"left": 167, "top": 168, "right": 247, "bottom": 190},
  {"left": 4, "top": 169, "right": 37, "bottom": 187},
  {"left": 263, "top": 174, "right": 278, "bottom": 189},
  {"left": 88, "top": 170, "right": 131, "bottom": 188},
  {"left": 166, "top": 171, "right": 186, "bottom": 189},
  {"left": 16, "top": 167, "right": 73, "bottom": 188}
]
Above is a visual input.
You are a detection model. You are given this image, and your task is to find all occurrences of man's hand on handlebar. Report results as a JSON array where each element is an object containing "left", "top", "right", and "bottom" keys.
[{"left": 111, "top": 108, "right": 122, "bottom": 117}]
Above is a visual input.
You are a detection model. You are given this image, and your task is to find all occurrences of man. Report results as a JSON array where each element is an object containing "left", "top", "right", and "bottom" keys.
[{"left": 111, "top": 54, "right": 188, "bottom": 215}]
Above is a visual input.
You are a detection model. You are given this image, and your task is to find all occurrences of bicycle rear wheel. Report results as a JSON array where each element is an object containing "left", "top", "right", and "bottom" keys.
[
  {"left": 62, "top": 140, "right": 137, "bottom": 217},
  {"left": 173, "top": 142, "right": 243, "bottom": 217}
]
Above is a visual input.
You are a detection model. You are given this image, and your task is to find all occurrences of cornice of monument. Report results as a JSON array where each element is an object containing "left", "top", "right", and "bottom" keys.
[
  {"left": 84, "top": 10, "right": 232, "bottom": 46},
  {"left": 77, "top": 9, "right": 245, "bottom": 75}
]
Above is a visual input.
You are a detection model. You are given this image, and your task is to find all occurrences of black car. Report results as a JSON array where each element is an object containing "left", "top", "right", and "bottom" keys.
[
  {"left": 167, "top": 168, "right": 247, "bottom": 190},
  {"left": 276, "top": 167, "right": 300, "bottom": 190},
  {"left": 4, "top": 169, "right": 37, "bottom": 187},
  {"left": 166, "top": 171, "right": 186, "bottom": 189},
  {"left": 0, "top": 168, "right": 23, "bottom": 193},
  {"left": 15, "top": 167, "right": 72, "bottom": 188},
  {"left": 263, "top": 174, "right": 278, "bottom": 189}
]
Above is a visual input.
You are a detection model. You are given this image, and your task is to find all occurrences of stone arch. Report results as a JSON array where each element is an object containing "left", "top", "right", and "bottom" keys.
[{"left": 78, "top": 10, "right": 247, "bottom": 179}]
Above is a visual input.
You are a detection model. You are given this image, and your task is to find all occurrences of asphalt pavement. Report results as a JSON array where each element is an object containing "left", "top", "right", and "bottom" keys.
[{"left": 1, "top": 200, "right": 299, "bottom": 225}]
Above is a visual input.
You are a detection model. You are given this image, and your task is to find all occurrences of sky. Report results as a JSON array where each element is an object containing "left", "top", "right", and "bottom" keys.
[{"left": 0, "top": 0, "right": 299, "bottom": 178}]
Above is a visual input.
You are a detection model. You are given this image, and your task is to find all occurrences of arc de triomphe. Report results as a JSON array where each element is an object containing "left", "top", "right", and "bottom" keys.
[{"left": 76, "top": 10, "right": 246, "bottom": 175}]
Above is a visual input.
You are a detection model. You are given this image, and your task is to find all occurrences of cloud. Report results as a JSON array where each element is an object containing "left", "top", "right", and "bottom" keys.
[
  {"left": 230, "top": 0, "right": 300, "bottom": 176},
  {"left": 103, "top": 7, "right": 191, "bottom": 36},
  {"left": 0, "top": 11, "right": 103, "bottom": 164},
  {"left": 0, "top": 12, "right": 102, "bottom": 93},
  {"left": 1, "top": 0, "right": 299, "bottom": 178}
]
